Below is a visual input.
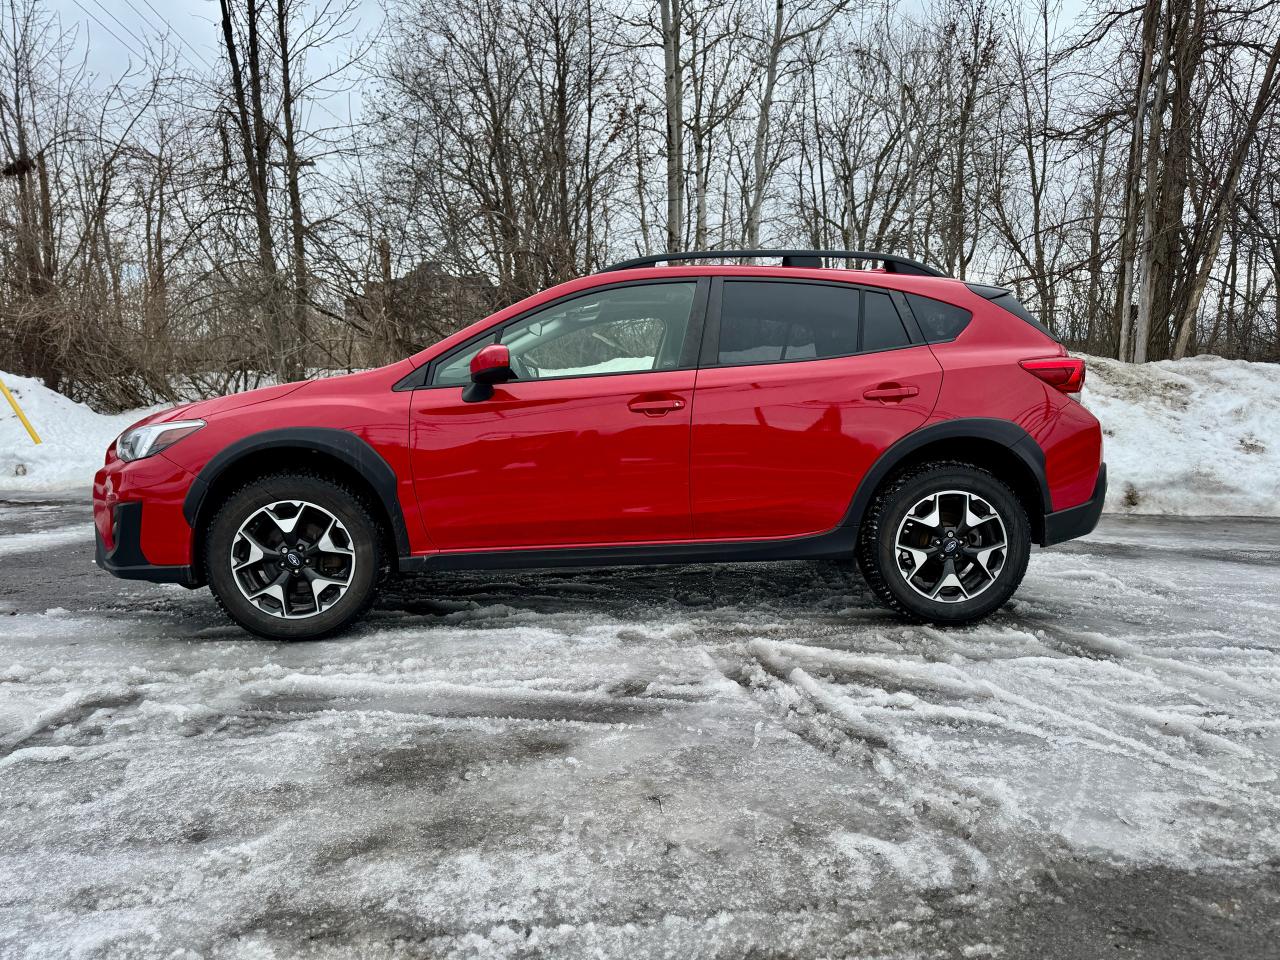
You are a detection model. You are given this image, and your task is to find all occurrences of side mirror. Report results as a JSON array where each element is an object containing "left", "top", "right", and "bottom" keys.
[{"left": 463, "top": 343, "right": 514, "bottom": 402}]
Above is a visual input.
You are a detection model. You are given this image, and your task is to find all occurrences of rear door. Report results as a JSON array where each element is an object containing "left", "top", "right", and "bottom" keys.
[
  {"left": 410, "top": 279, "right": 705, "bottom": 551},
  {"left": 689, "top": 278, "right": 943, "bottom": 540}
]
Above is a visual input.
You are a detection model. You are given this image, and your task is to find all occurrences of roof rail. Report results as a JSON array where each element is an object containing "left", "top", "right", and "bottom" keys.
[{"left": 600, "top": 249, "right": 948, "bottom": 278}]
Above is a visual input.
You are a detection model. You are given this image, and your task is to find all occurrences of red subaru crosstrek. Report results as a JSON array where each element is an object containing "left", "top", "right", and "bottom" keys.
[{"left": 94, "top": 250, "right": 1105, "bottom": 639}]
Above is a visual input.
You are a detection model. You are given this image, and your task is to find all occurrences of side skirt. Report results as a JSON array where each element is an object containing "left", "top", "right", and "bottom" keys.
[{"left": 398, "top": 527, "right": 859, "bottom": 574}]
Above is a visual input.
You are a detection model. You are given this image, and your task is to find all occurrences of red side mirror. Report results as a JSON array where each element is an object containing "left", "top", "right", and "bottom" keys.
[{"left": 470, "top": 343, "right": 514, "bottom": 385}]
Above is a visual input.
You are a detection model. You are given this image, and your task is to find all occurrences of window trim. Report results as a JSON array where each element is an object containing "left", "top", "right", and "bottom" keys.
[
  {"left": 698, "top": 276, "right": 920, "bottom": 371},
  {"left": 415, "top": 277, "right": 710, "bottom": 390}
]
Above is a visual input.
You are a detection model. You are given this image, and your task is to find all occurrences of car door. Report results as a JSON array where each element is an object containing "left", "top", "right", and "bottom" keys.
[
  {"left": 410, "top": 279, "right": 705, "bottom": 551},
  {"left": 689, "top": 278, "right": 943, "bottom": 540}
]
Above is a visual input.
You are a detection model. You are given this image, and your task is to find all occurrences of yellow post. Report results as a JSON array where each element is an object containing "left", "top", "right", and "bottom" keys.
[{"left": 0, "top": 377, "right": 42, "bottom": 445}]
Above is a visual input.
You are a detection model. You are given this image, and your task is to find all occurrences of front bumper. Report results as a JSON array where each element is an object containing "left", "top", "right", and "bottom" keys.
[
  {"left": 1042, "top": 463, "right": 1107, "bottom": 546},
  {"left": 94, "top": 501, "right": 199, "bottom": 587},
  {"left": 93, "top": 504, "right": 198, "bottom": 586}
]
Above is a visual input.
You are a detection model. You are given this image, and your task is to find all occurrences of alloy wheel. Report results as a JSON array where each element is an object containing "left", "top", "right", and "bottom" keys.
[
  {"left": 230, "top": 500, "right": 357, "bottom": 619},
  {"left": 893, "top": 489, "right": 1008, "bottom": 603}
]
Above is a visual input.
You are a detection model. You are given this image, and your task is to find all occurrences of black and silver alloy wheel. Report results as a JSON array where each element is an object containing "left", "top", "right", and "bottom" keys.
[
  {"left": 857, "top": 462, "right": 1031, "bottom": 625},
  {"left": 894, "top": 490, "right": 1008, "bottom": 603},
  {"left": 231, "top": 500, "right": 357, "bottom": 619},
  {"left": 205, "top": 473, "right": 382, "bottom": 640}
]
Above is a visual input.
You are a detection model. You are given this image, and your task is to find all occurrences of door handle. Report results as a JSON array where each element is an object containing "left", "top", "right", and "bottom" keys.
[
  {"left": 628, "top": 396, "right": 686, "bottom": 416},
  {"left": 863, "top": 383, "right": 920, "bottom": 402}
]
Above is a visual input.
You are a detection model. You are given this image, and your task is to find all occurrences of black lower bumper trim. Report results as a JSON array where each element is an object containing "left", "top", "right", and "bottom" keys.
[
  {"left": 95, "top": 501, "right": 200, "bottom": 587},
  {"left": 1042, "top": 463, "right": 1107, "bottom": 547}
]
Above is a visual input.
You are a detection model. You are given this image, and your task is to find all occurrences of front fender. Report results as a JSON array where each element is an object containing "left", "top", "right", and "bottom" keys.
[{"left": 181, "top": 427, "right": 413, "bottom": 558}]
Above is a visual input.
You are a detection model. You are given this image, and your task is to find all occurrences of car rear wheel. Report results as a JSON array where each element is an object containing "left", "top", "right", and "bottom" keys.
[
  {"left": 205, "top": 473, "right": 383, "bottom": 640},
  {"left": 857, "top": 462, "right": 1030, "bottom": 624}
]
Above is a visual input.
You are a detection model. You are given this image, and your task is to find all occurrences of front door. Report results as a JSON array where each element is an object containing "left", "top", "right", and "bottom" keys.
[
  {"left": 410, "top": 280, "right": 703, "bottom": 551},
  {"left": 690, "top": 278, "right": 943, "bottom": 540}
]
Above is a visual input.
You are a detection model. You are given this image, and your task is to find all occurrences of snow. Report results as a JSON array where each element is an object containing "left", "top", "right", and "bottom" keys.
[
  {"left": 0, "top": 524, "right": 92, "bottom": 557},
  {"left": 1079, "top": 354, "right": 1280, "bottom": 516},
  {"left": 4, "top": 355, "right": 1280, "bottom": 515},
  {"left": 0, "top": 505, "right": 1278, "bottom": 956},
  {"left": 0, "top": 373, "right": 151, "bottom": 494}
]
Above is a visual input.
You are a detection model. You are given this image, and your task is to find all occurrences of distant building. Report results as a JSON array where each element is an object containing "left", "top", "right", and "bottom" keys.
[{"left": 346, "top": 259, "right": 494, "bottom": 356}]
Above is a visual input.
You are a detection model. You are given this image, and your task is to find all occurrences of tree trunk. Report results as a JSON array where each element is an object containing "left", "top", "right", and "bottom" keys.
[
  {"left": 219, "top": 0, "right": 285, "bottom": 379},
  {"left": 745, "top": 0, "right": 784, "bottom": 251},
  {"left": 1132, "top": 0, "right": 1172, "bottom": 363},
  {"left": 658, "top": 0, "right": 684, "bottom": 252},
  {"left": 1173, "top": 34, "right": 1280, "bottom": 358},
  {"left": 276, "top": 0, "right": 308, "bottom": 381}
]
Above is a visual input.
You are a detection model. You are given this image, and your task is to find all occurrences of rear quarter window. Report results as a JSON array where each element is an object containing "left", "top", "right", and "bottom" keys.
[{"left": 903, "top": 293, "right": 972, "bottom": 343}]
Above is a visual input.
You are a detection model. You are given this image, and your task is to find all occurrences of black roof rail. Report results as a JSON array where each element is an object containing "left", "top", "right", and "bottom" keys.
[{"left": 600, "top": 249, "right": 948, "bottom": 278}]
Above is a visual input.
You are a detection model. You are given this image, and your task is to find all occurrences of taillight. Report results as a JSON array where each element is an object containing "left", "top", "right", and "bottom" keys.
[{"left": 1020, "top": 357, "right": 1085, "bottom": 393}]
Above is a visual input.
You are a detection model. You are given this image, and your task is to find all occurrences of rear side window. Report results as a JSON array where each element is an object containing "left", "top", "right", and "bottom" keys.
[
  {"left": 862, "top": 290, "right": 910, "bottom": 351},
  {"left": 718, "top": 282, "right": 859, "bottom": 365},
  {"left": 904, "top": 292, "right": 972, "bottom": 343},
  {"left": 716, "top": 282, "right": 912, "bottom": 366}
]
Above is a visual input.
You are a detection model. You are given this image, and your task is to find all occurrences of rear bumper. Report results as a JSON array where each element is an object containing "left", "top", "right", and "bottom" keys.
[
  {"left": 1042, "top": 463, "right": 1106, "bottom": 547},
  {"left": 95, "top": 501, "right": 199, "bottom": 587}
]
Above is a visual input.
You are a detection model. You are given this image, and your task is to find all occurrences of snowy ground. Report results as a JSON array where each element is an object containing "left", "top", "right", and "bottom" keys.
[{"left": 0, "top": 500, "right": 1277, "bottom": 958}]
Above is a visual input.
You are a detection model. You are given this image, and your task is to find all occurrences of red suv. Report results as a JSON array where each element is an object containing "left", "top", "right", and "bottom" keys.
[{"left": 94, "top": 250, "right": 1105, "bottom": 639}]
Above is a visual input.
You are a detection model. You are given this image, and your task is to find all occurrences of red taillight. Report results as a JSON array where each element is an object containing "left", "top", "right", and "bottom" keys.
[{"left": 1020, "top": 357, "right": 1085, "bottom": 393}]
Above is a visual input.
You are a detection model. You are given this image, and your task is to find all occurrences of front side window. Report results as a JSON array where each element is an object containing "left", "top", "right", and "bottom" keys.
[
  {"left": 432, "top": 335, "right": 496, "bottom": 387},
  {"left": 432, "top": 282, "right": 697, "bottom": 386}
]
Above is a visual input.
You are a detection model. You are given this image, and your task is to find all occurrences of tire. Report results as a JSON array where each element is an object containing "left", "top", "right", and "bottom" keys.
[
  {"left": 856, "top": 461, "right": 1030, "bottom": 625},
  {"left": 204, "top": 473, "right": 384, "bottom": 640}
]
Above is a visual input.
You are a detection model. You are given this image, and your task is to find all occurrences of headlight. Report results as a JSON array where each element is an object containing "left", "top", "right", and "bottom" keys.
[{"left": 116, "top": 419, "right": 206, "bottom": 462}]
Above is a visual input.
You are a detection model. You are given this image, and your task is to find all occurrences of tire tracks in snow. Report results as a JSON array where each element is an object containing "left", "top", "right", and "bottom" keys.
[
  {"left": 734, "top": 638, "right": 1278, "bottom": 805},
  {"left": 0, "top": 683, "right": 140, "bottom": 758},
  {"left": 233, "top": 672, "right": 717, "bottom": 727},
  {"left": 721, "top": 639, "right": 1049, "bottom": 891},
  {"left": 921, "top": 620, "right": 1280, "bottom": 770}
]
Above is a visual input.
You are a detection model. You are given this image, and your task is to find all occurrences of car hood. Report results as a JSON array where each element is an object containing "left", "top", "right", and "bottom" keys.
[{"left": 121, "top": 381, "right": 311, "bottom": 433}]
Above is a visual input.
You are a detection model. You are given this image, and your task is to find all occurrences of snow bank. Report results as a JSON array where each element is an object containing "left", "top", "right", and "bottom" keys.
[
  {"left": 0, "top": 374, "right": 151, "bottom": 494},
  {"left": 3, "top": 357, "right": 1278, "bottom": 514},
  {"left": 1080, "top": 354, "right": 1280, "bottom": 516}
]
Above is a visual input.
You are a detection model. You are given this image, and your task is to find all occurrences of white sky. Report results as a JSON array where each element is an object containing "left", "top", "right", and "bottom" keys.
[
  {"left": 47, "top": 0, "right": 382, "bottom": 122},
  {"left": 48, "top": 0, "right": 1092, "bottom": 123}
]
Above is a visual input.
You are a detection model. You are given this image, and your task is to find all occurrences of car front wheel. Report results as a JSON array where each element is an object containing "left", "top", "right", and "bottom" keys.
[
  {"left": 857, "top": 462, "right": 1030, "bottom": 624},
  {"left": 204, "top": 473, "right": 383, "bottom": 640}
]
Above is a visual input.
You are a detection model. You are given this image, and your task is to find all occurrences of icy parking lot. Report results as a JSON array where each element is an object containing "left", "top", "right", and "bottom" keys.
[{"left": 1, "top": 500, "right": 1278, "bottom": 958}]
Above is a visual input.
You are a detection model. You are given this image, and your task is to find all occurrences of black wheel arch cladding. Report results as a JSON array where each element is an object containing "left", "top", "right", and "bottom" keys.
[
  {"left": 181, "top": 418, "right": 1058, "bottom": 579},
  {"left": 842, "top": 417, "right": 1053, "bottom": 545},
  {"left": 183, "top": 427, "right": 412, "bottom": 559}
]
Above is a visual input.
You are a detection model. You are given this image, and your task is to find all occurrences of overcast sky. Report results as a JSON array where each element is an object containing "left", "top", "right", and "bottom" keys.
[{"left": 47, "top": 0, "right": 1092, "bottom": 123}]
